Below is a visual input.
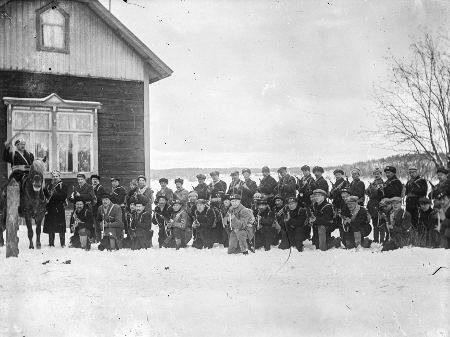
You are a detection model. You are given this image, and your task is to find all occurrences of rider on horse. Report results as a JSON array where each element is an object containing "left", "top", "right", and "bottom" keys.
[{"left": 3, "top": 138, "right": 35, "bottom": 182}]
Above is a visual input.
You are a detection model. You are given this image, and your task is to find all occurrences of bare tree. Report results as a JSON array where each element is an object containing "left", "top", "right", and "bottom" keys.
[{"left": 373, "top": 32, "right": 450, "bottom": 168}]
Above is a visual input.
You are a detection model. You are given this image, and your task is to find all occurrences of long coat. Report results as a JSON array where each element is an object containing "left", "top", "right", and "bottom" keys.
[
  {"left": 130, "top": 210, "right": 153, "bottom": 249},
  {"left": 43, "top": 181, "right": 68, "bottom": 234}
]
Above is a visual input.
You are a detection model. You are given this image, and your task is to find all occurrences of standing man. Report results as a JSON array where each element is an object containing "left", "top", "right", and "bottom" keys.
[
  {"left": 69, "top": 173, "right": 95, "bottom": 208},
  {"left": 330, "top": 169, "right": 348, "bottom": 209},
  {"left": 365, "top": 168, "right": 385, "bottom": 243},
  {"left": 349, "top": 168, "right": 366, "bottom": 206},
  {"left": 383, "top": 166, "right": 403, "bottom": 198},
  {"left": 258, "top": 166, "right": 277, "bottom": 207},
  {"left": 208, "top": 171, "right": 227, "bottom": 208},
  {"left": 225, "top": 195, "right": 254, "bottom": 255},
  {"left": 241, "top": 168, "right": 258, "bottom": 208},
  {"left": 311, "top": 166, "right": 329, "bottom": 195},
  {"left": 90, "top": 174, "right": 106, "bottom": 243},
  {"left": 405, "top": 167, "right": 428, "bottom": 228},
  {"left": 97, "top": 194, "right": 124, "bottom": 251},
  {"left": 194, "top": 174, "right": 209, "bottom": 200},
  {"left": 298, "top": 165, "right": 315, "bottom": 206},
  {"left": 227, "top": 171, "right": 244, "bottom": 197},
  {"left": 43, "top": 170, "right": 68, "bottom": 247},
  {"left": 137, "top": 175, "right": 154, "bottom": 213},
  {"left": 3, "top": 138, "right": 34, "bottom": 182},
  {"left": 173, "top": 178, "right": 190, "bottom": 209},
  {"left": 155, "top": 178, "right": 174, "bottom": 204},
  {"left": 110, "top": 177, "right": 127, "bottom": 235},
  {"left": 273, "top": 167, "right": 297, "bottom": 199}
]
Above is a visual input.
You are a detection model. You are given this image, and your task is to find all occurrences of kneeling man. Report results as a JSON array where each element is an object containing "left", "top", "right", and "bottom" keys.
[
  {"left": 129, "top": 199, "right": 153, "bottom": 250},
  {"left": 226, "top": 194, "right": 254, "bottom": 255},
  {"left": 69, "top": 197, "right": 94, "bottom": 250},
  {"left": 167, "top": 199, "right": 190, "bottom": 249},
  {"left": 98, "top": 193, "right": 124, "bottom": 251}
]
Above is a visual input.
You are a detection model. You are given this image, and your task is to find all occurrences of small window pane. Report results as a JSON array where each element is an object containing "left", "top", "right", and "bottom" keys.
[
  {"left": 35, "top": 133, "right": 50, "bottom": 171},
  {"left": 78, "top": 135, "right": 91, "bottom": 172},
  {"left": 14, "top": 112, "right": 49, "bottom": 130},
  {"left": 15, "top": 112, "right": 33, "bottom": 130},
  {"left": 77, "top": 115, "right": 91, "bottom": 131},
  {"left": 59, "top": 134, "right": 73, "bottom": 172},
  {"left": 41, "top": 9, "right": 65, "bottom": 49},
  {"left": 42, "top": 9, "right": 65, "bottom": 25},
  {"left": 58, "top": 114, "right": 92, "bottom": 131}
]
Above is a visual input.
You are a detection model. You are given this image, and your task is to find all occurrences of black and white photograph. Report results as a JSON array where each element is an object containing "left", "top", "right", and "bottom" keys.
[{"left": 0, "top": 0, "right": 449, "bottom": 336}]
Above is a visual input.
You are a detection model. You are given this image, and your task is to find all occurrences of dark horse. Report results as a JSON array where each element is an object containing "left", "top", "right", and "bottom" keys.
[{"left": 0, "top": 160, "right": 47, "bottom": 249}]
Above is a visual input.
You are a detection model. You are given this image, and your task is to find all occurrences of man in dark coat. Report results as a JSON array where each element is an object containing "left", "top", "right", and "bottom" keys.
[
  {"left": 298, "top": 165, "right": 315, "bottom": 206},
  {"left": 278, "top": 197, "right": 308, "bottom": 252},
  {"left": 382, "top": 197, "right": 412, "bottom": 252},
  {"left": 273, "top": 167, "right": 297, "bottom": 199},
  {"left": 218, "top": 194, "right": 232, "bottom": 247},
  {"left": 383, "top": 166, "right": 404, "bottom": 198},
  {"left": 155, "top": 178, "right": 174, "bottom": 204},
  {"left": 69, "top": 173, "right": 95, "bottom": 208},
  {"left": 151, "top": 196, "right": 173, "bottom": 248},
  {"left": 405, "top": 167, "right": 428, "bottom": 229},
  {"left": 110, "top": 177, "right": 127, "bottom": 235},
  {"left": 43, "top": 170, "right": 68, "bottom": 247},
  {"left": 3, "top": 138, "right": 34, "bottom": 182},
  {"left": 349, "top": 168, "right": 365, "bottom": 206},
  {"left": 416, "top": 197, "right": 433, "bottom": 236},
  {"left": 194, "top": 174, "right": 209, "bottom": 200},
  {"left": 91, "top": 174, "right": 106, "bottom": 243},
  {"left": 208, "top": 171, "right": 227, "bottom": 208},
  {"left": 167, "top": 199, "right": 190, "bottom": 249},
  {"left": 340, "top": 196, "right": 372, "bottom": 249},
  {"left": 430, "top": 167, "right": 450, "bottom": 200},
  {"left": 253, "top": 200, "right": 277, "bottom": 250},
  {"left": 329, "top": 169, "right": 349, "bottom": 209},
  {"left": 97, "top": 193, "right": 124, "bottom": 251},
  {"left": 310, "top": 189, "right": 335, "bottom": 251},
  {"left": 192, "top": 199, "right": 215, "bottom": 249},
  {"left": 258, "top": 166, "right": 277, "bottom": 207},
  {"left": 241, "top": 168, "right": 258, "bottom": 208},
  {"left": 69, "top": 197, "right": 94, "bottom": 250},
  {"left": 129, "top": 199, "right": 153, "bottom": 250},
  {"left": 311, "top": 166, "right": 329, "bottom": 195},
  {"left": 365, "top": 168, "right": 385, "bottom": 243},
  {"left": 227, "top": 171, "right": 244, "bottom": 197}
]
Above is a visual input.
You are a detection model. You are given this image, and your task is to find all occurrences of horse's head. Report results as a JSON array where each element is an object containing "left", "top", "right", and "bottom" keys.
[
  {"left": 29, "top": 160, "right": 46, "bottom": 193},
  {"left": 31, "top": 174, "right": 43, "bottom": 192}
]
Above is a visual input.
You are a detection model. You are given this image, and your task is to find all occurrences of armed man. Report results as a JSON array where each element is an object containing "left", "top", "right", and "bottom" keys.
[
  {"left": 278, "top": 197, "right": 309, "bottom": 252},
  {"left": 430, "top": 167, "right": 450, "bottom": 199},
  {"left": 258, "top": 166, "right": 277, "bottom": 207},
  {"left": 329, "top": 169, "right": 348, "bottom": 209},
  {"left": 253, "top": 199, "right": 278, "bottom": 251},
  {"left": 110, "top": 177, "right": 127, "bottom": 234},
  {"left": 241, "top": 168, "right": 257, "bottom": 208},
  {"left": 405, "top": 167, "right": 428, "bottom": 228},
  {"left": 383, "top": 166, "right": 404, "bottom": 198},
  {"left": 311, "top": 166, "right": 329, "bottom": 195},
  {"left": 69, "top": 173, "right": 95, "bottom": 209},
  {"left": 365, "top": 168, "right": 385, "bottom": 243},
  {"left": 194, "top": 174, "right": 209, "bottom": 200},
  {"left": 381, "top": 197, "right": 412, "bottom": 252},
  {"left": 151, "top": 196, "right": 173, "bottom": 248},
  {"left": 309, "top": 189, "right": 335, "bottom": 251},
  {"left": 225, "top": 194, "right": 255, "bottom": 255},
  {"left": 3, "top": 137, "right": 35, "bottom": 183},
  {"left": 273, "top": 167, "right": 297, "bottom": 199},
  {"left": 227, "top": 171, "right": 244, "bottom": 197},
  {"left": 155, "top": 178, "right": 174, "bottom": 204},
  {"left": 349, "top": 168, "right": 365, "bottom": 206},
  {"left": 208, "top": 171, "right": 227, "bottom": 208},
  {"left": 340, "top": 196, "right": 372, "bottom": 249},
  {"left": 298, "top": 165, "right": 315, "bottom": 206},
  {"left": 173, "top": 178, "right": 189, "bottom": 209}
]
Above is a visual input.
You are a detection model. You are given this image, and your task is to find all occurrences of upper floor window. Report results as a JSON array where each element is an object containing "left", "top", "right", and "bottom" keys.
[{"left": 36, "top": 4, "right": 69, "bottom": 53}]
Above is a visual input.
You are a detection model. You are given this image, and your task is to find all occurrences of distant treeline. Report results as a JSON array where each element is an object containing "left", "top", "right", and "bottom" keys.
[{"left": 150, "top": 154, "right": 440, "bottom": 182}]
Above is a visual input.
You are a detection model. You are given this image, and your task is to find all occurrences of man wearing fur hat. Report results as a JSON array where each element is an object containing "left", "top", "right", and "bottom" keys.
[
  {"left": 311, "top": 166, "right": 329, "bottom": 194},
  {"left": 259, "top": 166, "right": 277, "bottom": 206},
  {"left": 241, "top": 168, "right": 258, "bottom": 208},
  {"left": 340, "top": 196, "right": 372, "bottom": 249},
  {"left": 383, "top": 166, "right": 403, "bottom": 198},
  {"left": 349, "top": 168, "right": 365, "bottom": 206},
  {"left": 129, "top": 199, "right": 153, "bottom": 250},
  {"left": 192, "top": 199, "right": 216, "bottom": 249},
  {"left": 194, "top": 174, "right": 209, "bottom": 200},
  {"left": 166, "top": 199, "right": 191, "bottom": 249},
  {"left": 174, "top": 178, "right": 190, "bottom": 209},
  {"left": 381, "top": 197, "right": 412, "bottom": 252},
  {"left": 136, "top": 175, "right": 153, "bottom": 213},
  {"left": 225, "top": 194, "right": 255, "bottom": 255},
  {"left": 3, "top": 138, "right": 34, "bottom": 182},
  {"left": 309, "top": 189, "right": 335, "bottom": 251},
  {"left": 405, "top": 167, "right": 428, "bottom": 228},
  {"left": 97, "top": 194, "right": 124, "bottom": 251},
  {"left": 155, "top": 178, "right": 174, "bottom": 204},
  {"left": 278, "top": 197, "right": 309, "bottom": 252},
  {"left": 91, "top": 174, "right": 106, "bottom": 242},
  {"left": 69, "top": 197, "right": 94, "bottom": 250},
  {"left": 273, "top": 167, "right": 297, "bottom": 199},
  {"left": 365, "top": 168, "right": 385, "bottom": 243},
  {"left": 208, "top": 171, "right": 227, "bottom": 208},
  {"left": 298, "top": 165, "right": 316, "bottom": 206},
  {"left": 152, "top": 196, "right": 173, "bottom": 248}
]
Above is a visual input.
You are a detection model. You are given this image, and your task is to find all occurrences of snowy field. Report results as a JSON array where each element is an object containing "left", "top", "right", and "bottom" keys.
[{"left": 1, "top": 225, "right": 449, "bottom": 337}]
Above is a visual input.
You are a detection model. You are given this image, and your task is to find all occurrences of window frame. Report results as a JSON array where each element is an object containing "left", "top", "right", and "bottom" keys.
[
  {"left": 36, "top": 2, "right": 70, "bottom": 54},
  {"left": 4, "top": 94, "right": 101, "bottom": 179}
]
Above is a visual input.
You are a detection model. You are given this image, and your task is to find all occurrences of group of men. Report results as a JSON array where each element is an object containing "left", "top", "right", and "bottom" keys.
[{"left": 2, "top": 138, "right": 450, "bottom": 253}]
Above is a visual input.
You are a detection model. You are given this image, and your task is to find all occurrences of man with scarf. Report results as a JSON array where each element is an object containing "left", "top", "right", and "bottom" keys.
[
  {"left": 227, "top": 171, "right": 244, "bottom": 197},
  {"left": 340, "top": 196, "right": 372, "bottom": 249},
  {"left": 155, "top": 178, "right": 174, "bottom": 204},
  {"left": 273, "top": 167, "right": 297, "bottom": 199},
  {"left": 383, "top": 166, "right": 404, "bottom": 198},
  {"left": 381, "top": 197, "right": 412, "bottom": 252},
  {"left": 129, "top": 199, "right": 153, "bottom": 250},
  {"left": 167, "top": 199, "right": 191, "bottom": 249},
  {"left": 365, "top": 168, "right": 385, "bottom": 243},
  {"left": 192, "top": 199, "right": 215, "bottom": 249},
  {"left": 405, "top": 167, "right": 428, "bottom": 228},
  {"left": 278, "top": 197, "right": 309, "bottom": 252},
  {"left": 208, "top": 171, "right": 227, "bottom": 208},
  {"left": 43, "top": 170, "right": 68, "bottom": 247},
  {"left": 91, "top": 174, "right": 106, "bottom": 242},
  {"left": 241, "top": 168, "right": 258, "bottom": 208},
  {"left": 225, "top": 194, "right": 254, "bottom": 255},
  {"left": 298, "top": 165, "right": 316, "bottom": 206},
  {"left": 173, "top": 178, "right": 190, "bottom": 209},
  {"left": 349, "top": 168, "right": 366, "bottom": 206},
  {"left": 151, "top": 196, "right": 173, "bottom": 248},
  {"left": 253, "top": 199, "right": 277, "bottom": 251},
  {"left": 258, "top": 166, "right": 277, "bottom": 207},
  {"left": 110, "top": 177, "right": 127, "bottom": 237},
  {"left": 69, "top": 197, "right": 94, "bottom": 250},
  {"left": 97, "top": 194, "right": 124, "bottom": 251},
  {"left": 309, "top": 189, "right": 334, "bottom": 251},
  {"left": 194, "top": 174, "right": 209, "bottom": 200}
]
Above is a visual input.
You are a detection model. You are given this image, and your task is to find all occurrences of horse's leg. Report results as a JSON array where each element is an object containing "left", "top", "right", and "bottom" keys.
[
  {"left": 26, "top": 216, "right": 34, "bottom": 249},
  {"left": 35, "top": 216, "right": 42, "bottom": 249}
]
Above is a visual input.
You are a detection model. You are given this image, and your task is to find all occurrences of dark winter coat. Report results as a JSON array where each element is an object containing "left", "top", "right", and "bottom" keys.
[
  {"left": 155, "top": 187, "right": 174, "bottom": 204},
  {"left": 3, "top": 147, "right": 34, "bottom": 166},
  {"left": 43, "top": 181, "right": 68, "bottom": 234},
  {"left": 349, "top": 178, "right": 365, "bottom": 205},
  {"left": 194, "top": 182, "right": 209, "bottom": 200},
  {"left": 69, "top": 182, "right": 95, "bottom": 206},
  {"left": 311, "top": 201, "right": 334, "bottom": 229},
  {"left": 345, "top": 206, "right": 371, "bottom": 236},
  {"left": 311, "top": 176, "right": 329, "bottom": 194},
  {"left": 92, "top": 184, "right": 106, "bottom": 215},
  {"left": 272, "top": 174, "right": 297, "bottom": 199},
  {"left": 152, "top": 204, "right": 173, "bottom": 227},
  {"left": 227, "top": 179, "right": 244, "bottom": 197},
  {"left": 111, "top": 185, "right": 126, "bottom": 205},
  {"left": 194, "top": 207, "right": 215, "bottom": 229},
  {"left": 130, "top": 210, "right": 153, "bottom": 249},
  {"left": 97, "top": 203, "right": 124, "bottom": 240},
  {"left": 365, "top": 178, "right": 384, "bottom": 218},
  {"left": 330, "top": 178, "right": 349, "bottom": 207},
  {"left": 255, "top": 207, "right": 275, "bottom": 227},
  {"left": 259, "top": 175, "right": 277, "bottom": 196},
  {"left": 298, "top": 174, "right": 315, "bottom": 205},
  {"left": 383, "top": 175, "right": 403, "bottom": 198},
  {"left": 285, "top": 206, "right": 308, "bottom": 229},
  {"left": 70, "top": 206, "right": 94, "bottom": 235},
  {"left": 241, "top": 178, "right": 258, "bottom": 208},
  {"left": 405, "top": 176, "right": 428, "bottom": 215},
  {"left": 209, "top": 180, "right": 227, "bottom": 200}
]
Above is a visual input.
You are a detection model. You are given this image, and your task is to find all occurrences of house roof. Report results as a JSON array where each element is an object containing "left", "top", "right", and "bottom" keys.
[{"left": 0, "top": 0, "right": 173, "bottom": 84}]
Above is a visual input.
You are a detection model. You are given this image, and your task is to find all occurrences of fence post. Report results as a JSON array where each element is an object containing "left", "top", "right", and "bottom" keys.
[{"left": 6, "top": 179, "right": 19, "bottom": 258}]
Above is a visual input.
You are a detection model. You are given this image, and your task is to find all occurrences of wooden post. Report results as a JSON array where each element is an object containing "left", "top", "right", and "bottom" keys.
[{"left": 6, "top": 179, "right": 19, "bottom": 258}]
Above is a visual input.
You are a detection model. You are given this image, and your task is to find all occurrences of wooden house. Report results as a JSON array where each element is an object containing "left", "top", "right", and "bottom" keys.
[{"left": 0, "top": 0, "right": 172, "bottom": 189}]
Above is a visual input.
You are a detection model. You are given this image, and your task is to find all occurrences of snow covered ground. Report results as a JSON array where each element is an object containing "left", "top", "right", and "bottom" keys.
[{"left": 1, "top": 225, "right": 449, "bottom": 337}]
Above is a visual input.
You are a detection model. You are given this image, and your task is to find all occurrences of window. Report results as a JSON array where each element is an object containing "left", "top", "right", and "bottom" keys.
[
  {"left": 4, "top": 94, "right": 101, "bottom": 178},
  {"left": 36, "top": 3, "right": 69, "bottom": 53}
]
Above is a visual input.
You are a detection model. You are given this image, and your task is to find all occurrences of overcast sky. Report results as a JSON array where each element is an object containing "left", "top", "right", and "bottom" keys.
[{"left": 99, "top": 0, "right": 449, "bottom": 170}]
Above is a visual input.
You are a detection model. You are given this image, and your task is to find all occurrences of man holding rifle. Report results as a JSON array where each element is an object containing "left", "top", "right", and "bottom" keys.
[{"left": 3, "top": 138, "right": 34, "bottom": 182}]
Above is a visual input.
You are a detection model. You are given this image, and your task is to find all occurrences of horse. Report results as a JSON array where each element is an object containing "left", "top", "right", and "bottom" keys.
[{"left": 0, "top": 160, "right": 47, "bottom": 249}]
